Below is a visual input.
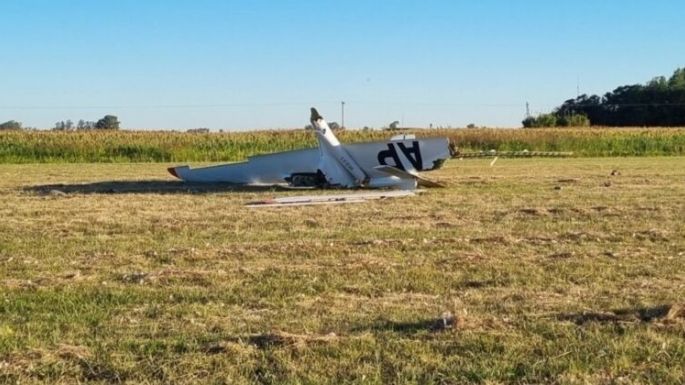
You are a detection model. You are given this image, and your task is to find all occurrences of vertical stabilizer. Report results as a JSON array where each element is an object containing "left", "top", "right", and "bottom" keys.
[{"left": 310, "top": 108, "right": 368, "bottom": 187}]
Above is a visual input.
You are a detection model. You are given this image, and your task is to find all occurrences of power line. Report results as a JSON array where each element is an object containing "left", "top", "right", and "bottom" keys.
[
  {"left": 0, "top": 102, "right": 326, "bottom": 110},
  {"left": 3, "top": 101, "right": 685, "bottom": 111},
  {"left": 0, "top": 100, "right": 530, "bottom": 110}
]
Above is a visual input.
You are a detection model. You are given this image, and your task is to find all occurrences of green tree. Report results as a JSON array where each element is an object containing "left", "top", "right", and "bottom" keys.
[
  {"left": 522, "top": 113, "right": 563, "bottom": 128},
  {"left": 0, "top": 120, "right": 22, "bottom": 130},
  {"left": 387, "top": 121, "right": 400, "bottom": 130},
  {"left": 668, "top": 68, "right": 685, "bottom": 88},
  {"left": 557, "top": 114, "right": 590, "bottom": 127},
  {"left": 522, "top": 116, "right": 537, "bottom": 128},
  {"left": 547, "top": 67, "right": 685, "bottom": 126},
  {"left": 77, "top": 120, "right": 96, "bottom": 130},
  {"left": 95, "top": 115, "right": 120, "bottom": 130},
  {"left": 536, "top": 113, "right": 557, "bottom": 127}
]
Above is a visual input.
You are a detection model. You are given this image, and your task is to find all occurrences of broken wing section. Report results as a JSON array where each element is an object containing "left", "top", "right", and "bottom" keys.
[
  {"left": 374, "top": 165, "right": 445, "bottom": 188},
  {"left": 168, "top": 148, "right": 319, "bottom": 184},
  {"left": 246, "top": 190, "right": 415, "bottom": 207}
]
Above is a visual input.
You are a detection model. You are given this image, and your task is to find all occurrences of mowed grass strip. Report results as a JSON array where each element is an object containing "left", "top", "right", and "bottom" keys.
[
  {"left": 1, "top": 127, "right": 685, "bottom": 163},
  {"left": 0, "top": 157, "right": 684, "bottom": 384}
]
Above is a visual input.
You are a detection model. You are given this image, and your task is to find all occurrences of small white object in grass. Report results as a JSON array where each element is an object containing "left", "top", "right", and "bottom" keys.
[
  {"left": 440, "top": 311, "right": 455, "bottom": 329},
  {"left": 490, "top": 156, "right": 499, "bottom": 167}
]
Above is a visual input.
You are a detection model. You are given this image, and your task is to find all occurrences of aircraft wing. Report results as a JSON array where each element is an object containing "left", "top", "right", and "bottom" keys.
[{"left": 168, "top": 147, "right": 319, "bottom": 184}]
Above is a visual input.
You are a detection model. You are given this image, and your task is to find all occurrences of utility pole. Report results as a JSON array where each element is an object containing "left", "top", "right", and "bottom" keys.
[
  {"left": 525, "top": 102, "right": 530, "bottom": 118},
  {"left": 341, "top": 101, "right": 345, "bottom": 129}
]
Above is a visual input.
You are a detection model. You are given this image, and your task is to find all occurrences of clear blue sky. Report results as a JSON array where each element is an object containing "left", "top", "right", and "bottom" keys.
[{"left": 1, "top": 0, "right": 684, "bottom": 130}]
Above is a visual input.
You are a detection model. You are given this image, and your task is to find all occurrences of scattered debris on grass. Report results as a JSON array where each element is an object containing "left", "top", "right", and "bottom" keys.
[{"left": 49, "top": 189, "right": 67, "bottom": 197}]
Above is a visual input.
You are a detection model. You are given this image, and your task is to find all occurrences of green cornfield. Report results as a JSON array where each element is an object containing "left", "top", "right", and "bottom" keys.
[{"left": 1, "top": 128, "right": 684, "bottom": 163}]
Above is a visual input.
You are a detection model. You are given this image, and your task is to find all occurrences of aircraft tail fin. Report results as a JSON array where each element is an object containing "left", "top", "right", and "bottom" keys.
[
  {"left": 310, "top": 108, "right": 323, "bottom": 124},
  {"left": 310, "top": 107, "right": 368, "bottom": 187},
  {"left": 374, "top": 165, "right": 445, "bottom": 188}
]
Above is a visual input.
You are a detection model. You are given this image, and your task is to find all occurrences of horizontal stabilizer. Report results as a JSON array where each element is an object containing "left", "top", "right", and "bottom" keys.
[{"left": 374, "top": 165, "right": 445, "bottom": 188}]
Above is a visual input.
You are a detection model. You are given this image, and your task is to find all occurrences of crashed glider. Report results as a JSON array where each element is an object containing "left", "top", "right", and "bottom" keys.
[{"left": 168, "top": 108, "right": 451, "bottom": 189}]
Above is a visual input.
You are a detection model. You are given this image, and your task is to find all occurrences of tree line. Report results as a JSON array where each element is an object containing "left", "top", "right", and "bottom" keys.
[
  {"left": 524, "top": 67, "right": 685, "bottom": 127},
  {"left": 0, "top": 115, "right": 120, "bottom": 131}
]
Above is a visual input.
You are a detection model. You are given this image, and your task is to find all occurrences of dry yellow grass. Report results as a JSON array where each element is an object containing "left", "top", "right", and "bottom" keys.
[{"left": 1, "top": 157, "right": 684, "bottom": 384}]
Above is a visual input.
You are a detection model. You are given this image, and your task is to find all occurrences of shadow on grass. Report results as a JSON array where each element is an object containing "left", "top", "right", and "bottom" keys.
[
  {"left": 23, "top": 181, "right": 296, "bottom": 195},
  {"left": 203, "top": 319, "right": 457, "bottom": 353},
  {"left": 351, "top": 318, "right": 454, "bottom": 334},
  {"left": 557, "top": 304, "right": 681, "bottom": 325},
  {"left": 203, "top": 332, "right": 335, "bottom": 352},
  {"left": 202, "top": 334, "right": 289, "bottom": 352}
]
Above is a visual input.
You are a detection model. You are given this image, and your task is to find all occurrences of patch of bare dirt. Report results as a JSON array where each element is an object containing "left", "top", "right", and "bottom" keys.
[
  {"left": 632, "top": 229, "right": 670, "bottom": 242},
  {"left": 558, "top": 303, "right": 685, "bottom": 325},
  {"left": 468, "top": 235, "right": 511, "bottom": 245},
  {"left": 117, "top": 268, "right": 218, "bottom": 286}
]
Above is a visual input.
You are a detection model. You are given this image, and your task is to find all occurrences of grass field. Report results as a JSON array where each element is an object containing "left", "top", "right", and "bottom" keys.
[{"left": 1, "top": 157, "right": 684, "bottom": 384}]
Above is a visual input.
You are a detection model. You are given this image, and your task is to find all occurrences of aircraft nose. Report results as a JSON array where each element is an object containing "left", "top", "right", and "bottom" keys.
[{"left": 167, "top": 167, "right": 179, "bottom": 179}]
